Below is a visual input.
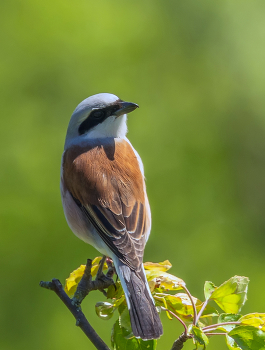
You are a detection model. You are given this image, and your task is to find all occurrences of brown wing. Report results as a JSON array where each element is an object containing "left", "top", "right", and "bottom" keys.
[{"left": 63, "top": 139, "right": 148, "bottom": 270}]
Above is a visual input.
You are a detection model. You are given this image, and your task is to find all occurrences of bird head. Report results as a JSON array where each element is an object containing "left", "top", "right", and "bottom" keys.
[{"left": 65, "top": 93, "right": 138, "bottom": 148}]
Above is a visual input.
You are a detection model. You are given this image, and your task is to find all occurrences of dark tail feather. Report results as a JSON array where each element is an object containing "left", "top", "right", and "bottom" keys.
[{"left": 118, "top": 264, "right": 163, "bottom": 340}]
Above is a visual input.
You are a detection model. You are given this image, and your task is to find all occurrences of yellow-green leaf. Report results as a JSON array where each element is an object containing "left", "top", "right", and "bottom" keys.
[
  {"left": 64, "top": 264, "right": 86, "bottom": 297},
  {"left": 145, "top": 270, "right": 185, "bottom": 292},
  {"left": 155, "top": 292, "right": 217, "bottom": 322},
  {"left": 240, "top": 314, "right": 265, "bottom": 331},
  {"left": 144, "top": 260, "right": 172, "bottom": 272},
  {"left": 210, "top": 276, "right": 249, "bottom": 314},
  {"left": 155, "top": 293, "right": 196, "bottom": 318}
]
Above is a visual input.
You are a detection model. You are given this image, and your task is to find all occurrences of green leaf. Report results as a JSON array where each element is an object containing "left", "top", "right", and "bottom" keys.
[
  {"left": 240, "top": 314, "right": 265, "bottom": 331},
  {"left": 219, "top": 313, "right": 242, "bottom": 323},
  {"left": 111, "top": 320, "right": 157, "bottom": 350},
  {"left": 226, "top": 335, "right": 243, "bottom": 350},
  {"left": 204, "top": 281, "right": 217, "bottom": 300},
  {"left": 118, "top": 301, "right": 127, "bottom": 316},
  {"left": 191, "top": 326, "right": 209, "bottom": 348},
  {"left": 217, "top": 313, "right": 241, "bottom": 332},
  {"left": 210, "top": 276, "right": 249, "bottom": 313},
  {"left": 119, "top": 308, "right": 132, "bottom": 332},
  {"left": 107, "top": 282, "right": 124, "bottom": 300},
  {"left": 229, "top": 325, "right": 265, "bottom": 350}
]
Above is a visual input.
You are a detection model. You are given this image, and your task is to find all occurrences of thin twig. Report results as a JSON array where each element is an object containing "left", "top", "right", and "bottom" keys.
[
  {"left": 203, "top": 321, "right": 240, "bottom": 331},
  {"left": 161, "top": 307, "right": 188, "bottom": 336},
  {"left": 40, "top": 278, "right": 110, "bottom": 350},
  {"left": 182, "top": 285, "right": 197, "bottom": 325},
  {"left": 204, "top": 332, "right": 227, "bottom": 336},
  {"left": 196, "top": 300, "right": 208, "bottom": 323}
]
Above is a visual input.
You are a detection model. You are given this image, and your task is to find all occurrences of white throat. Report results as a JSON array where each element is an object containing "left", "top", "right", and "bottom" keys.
[
  {"left": 86, "top": 114, "right": 128, "bottom": 139},
  {"left": 64, "top": 114, "right": 128, "bottom": 149}
]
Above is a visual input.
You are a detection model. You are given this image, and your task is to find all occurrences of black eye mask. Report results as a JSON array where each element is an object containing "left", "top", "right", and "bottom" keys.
[{"left": 78, "top": 102, "right": 121, "bottom": 135}]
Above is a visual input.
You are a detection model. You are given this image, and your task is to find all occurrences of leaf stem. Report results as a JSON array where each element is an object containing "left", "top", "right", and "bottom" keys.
[
  {"left": 182, "top": 285, "right": 197, "bottom": 325},
  {"left": 202, "top": 321, "right": 240, "bottom": 331},
  {"left": 161, "top": 306, "right": 188, "bottom": 336},
  {"left": 196, "top": 300, "right": 208, "bottom": 323},
  {"left": 204, "top": 332, "right": 227, "bottom": 336}
]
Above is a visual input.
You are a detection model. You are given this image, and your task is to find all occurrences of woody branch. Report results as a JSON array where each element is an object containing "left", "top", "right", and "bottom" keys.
[{"left": 40, "top": 258, "right": 114, "bottom": 350}]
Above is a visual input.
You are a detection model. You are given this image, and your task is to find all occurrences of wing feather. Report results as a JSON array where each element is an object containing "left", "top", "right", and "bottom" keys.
[{"left": 63, "top": 139, "right": 149, "bottom": 270}]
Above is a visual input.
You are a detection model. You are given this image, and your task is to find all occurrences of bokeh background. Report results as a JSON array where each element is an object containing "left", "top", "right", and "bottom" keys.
[{"left": 1, "top": 0, "right": 265, "bottom": 349}]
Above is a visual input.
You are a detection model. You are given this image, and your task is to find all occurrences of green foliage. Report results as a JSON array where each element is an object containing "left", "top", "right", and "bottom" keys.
[{"left": 65, "top": 258, "right": 265, "bottom": 350}]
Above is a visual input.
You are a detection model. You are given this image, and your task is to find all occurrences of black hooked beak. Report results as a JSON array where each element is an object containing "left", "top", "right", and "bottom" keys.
[{"left": 113, "top": 101, "right": 139, "bottom": 117}]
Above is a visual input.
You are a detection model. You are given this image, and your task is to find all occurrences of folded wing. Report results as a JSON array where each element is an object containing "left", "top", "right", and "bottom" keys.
[{"left": 63, "top": 139, "right": 148, "bottom": 270}]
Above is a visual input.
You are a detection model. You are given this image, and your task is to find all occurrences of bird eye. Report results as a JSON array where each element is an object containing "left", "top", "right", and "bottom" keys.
[{"left": 92, "top": 110, "right": 105, "bottom": 119}]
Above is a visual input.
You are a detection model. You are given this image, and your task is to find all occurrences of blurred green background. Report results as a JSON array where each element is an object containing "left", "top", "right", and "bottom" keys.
[{"left": 1, "top": 0, "right": 265, "bottom": 349}]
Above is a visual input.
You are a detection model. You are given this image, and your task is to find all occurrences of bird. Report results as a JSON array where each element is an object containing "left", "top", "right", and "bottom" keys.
[{"left": 60, "top": 93, "right": 163, "bottom": 340}]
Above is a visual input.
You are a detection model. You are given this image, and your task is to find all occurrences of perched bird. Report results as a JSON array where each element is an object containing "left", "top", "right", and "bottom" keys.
[{"left": 60, "top": 93, "right": 163, "bottom": 339}]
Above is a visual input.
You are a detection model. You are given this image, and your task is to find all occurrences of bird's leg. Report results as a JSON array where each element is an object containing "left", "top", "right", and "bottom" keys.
[
  {"left": 72, "top": 257, "right": 115, "bottom": 305},
  {"left": 96, "top": 255, "right": 107, "bottom": 280},
  {"left": 105, "top": 257, "right": 117, "bottom": 290},
  {"left": 105, "top": 258, "right": 118, "bottom": 284},
  {"left": 95, "top": 256, "right": 115, "bottom": 296}
]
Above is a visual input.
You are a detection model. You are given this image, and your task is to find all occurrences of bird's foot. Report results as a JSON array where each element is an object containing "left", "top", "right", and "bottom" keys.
[{"left": 95, "top": 256, "right": 115, "bottom": 296}]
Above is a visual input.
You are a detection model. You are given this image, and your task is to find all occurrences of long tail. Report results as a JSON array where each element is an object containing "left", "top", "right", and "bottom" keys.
[{"left": 116, "top": 261, "right": 163, "bottom": 340}]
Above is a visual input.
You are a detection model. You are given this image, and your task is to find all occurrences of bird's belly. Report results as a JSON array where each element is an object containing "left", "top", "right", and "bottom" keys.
[{"left": 60, "top": 182, "right": 110, "bottom": 256}]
